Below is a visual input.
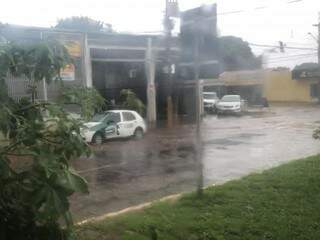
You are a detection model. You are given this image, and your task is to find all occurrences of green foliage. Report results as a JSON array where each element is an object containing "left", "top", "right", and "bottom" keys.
[
  {"left": 60, "top": 86, "right": 106, "bottom": 121},
  {"left": 0, "top": 40, "right": 71, "bottom": 102},
  {"left": 77, "top": 155, "right": 320, "bottom": 240},
  {"left": 219, "top": 36, "right": 262, "bottom": 71},
  {"left": 292, "top": 62, "right": 320, "bottom": 79},
  {"left": 120, "top": 89, "right": 145, "bottom": 116},
  {"left": 55, "top": 16, "right": 112, "bottom": 33},
  {"left": 0, "top": 42, "right": 90, "bottom": 239}
]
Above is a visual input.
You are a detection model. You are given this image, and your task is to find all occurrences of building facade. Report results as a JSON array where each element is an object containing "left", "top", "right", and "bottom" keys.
[{"left": 203, "top": 69, "right": 320, "bottom": 103}]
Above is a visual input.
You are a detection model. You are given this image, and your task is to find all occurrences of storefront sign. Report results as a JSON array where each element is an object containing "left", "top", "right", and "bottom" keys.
[{"left": 60, "top": 64, "right": 75, "bottom": 81}]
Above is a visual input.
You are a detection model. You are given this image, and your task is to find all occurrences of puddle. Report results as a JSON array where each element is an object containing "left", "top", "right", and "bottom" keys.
[
  {"left": 237, "top": 133, "right": 265, "bottom": 138},
  {"left": 204, "top": 138, "right": 243, "bottom": 146}
]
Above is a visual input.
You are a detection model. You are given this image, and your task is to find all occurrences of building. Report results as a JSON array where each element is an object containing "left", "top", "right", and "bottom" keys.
[
  {"left": 0, "top": 24, "right": 182, "bottom": 125},
  {"left": 1, "top": 2, "right": 220, "bottom": 125},
  {"left": 203, "top": 68, "right": 320, "bottom": 103},
  {"left": 1, "top": 3, "right": 221, "bottom": 125}
]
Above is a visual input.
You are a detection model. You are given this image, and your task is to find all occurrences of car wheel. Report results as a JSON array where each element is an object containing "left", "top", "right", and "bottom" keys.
[
  {"left": 92, "top": 132, "right": 104, "bottom": 145},
  {"left": 133, "top": 128, "right": 144, "bottom": 140}
]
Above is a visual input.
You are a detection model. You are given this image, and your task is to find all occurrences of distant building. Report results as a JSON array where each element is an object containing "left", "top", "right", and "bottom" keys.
[{"left": 203, "top": 69, "right": 320, "bottom": 103}]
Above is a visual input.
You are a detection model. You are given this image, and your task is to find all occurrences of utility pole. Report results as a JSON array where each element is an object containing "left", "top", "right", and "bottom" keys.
[
  {"left": 40, "top": 31, "right": 48, "bottom": 102},
  {"left": 164, "top": 3, "right": 173, "bottom": 128},
  {"left": 146, "top": 38, "right": 157, "bottom": 127},
  {"left": 164, "top": 0, "right": 178, "bottom": 128},
  {"left": 312, "top": 12, "right": 320, "bottom": 64},
  {"left": 313, "top": 12, "right": 320, "bottom": 101}
]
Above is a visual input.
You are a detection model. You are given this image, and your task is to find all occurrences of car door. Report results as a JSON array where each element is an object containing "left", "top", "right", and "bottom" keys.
[
  {"left": 104, "top": 112, "right": 121, "bottom": 139},
  {"left": 119, "top": 111, "right": 137, "bottom": 137}
]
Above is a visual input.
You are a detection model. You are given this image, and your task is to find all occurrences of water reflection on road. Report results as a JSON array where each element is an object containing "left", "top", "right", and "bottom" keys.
[
  {"left": 71, "top": 105, "right": 320, "bottom": 222},
  {"left": 71, "top": 126, "right": 198, "bottom": 221}
]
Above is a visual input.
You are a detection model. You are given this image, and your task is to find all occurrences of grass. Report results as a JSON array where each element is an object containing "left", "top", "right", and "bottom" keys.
[{"left": 76, "top": 155, "right": 320, "bottom": 240}]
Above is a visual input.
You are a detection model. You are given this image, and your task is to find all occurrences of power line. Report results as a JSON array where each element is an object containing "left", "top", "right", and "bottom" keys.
[
  {"left": 252, "top": 47, "right": 317, "bottom": 55},
  {"left": 249, "top": 43, "right": 317, "bottom": 51},
  {"left": 218, "top": 10, "right": 245, "bottom": 16},
  {"left": 217, "top": 0, "right": 304, "bottom": 16},
  {"left": 283, "top": 41, "right": 317, "bottom": 46},
  {"left": 287, "top": 0, "right": 303, "bottom": 3},
  {"left": 264, "top": 55, "right": 317, "bottom": 64},
  {"left": 265, "top": 56, "right": 317, "bottom": 64},
  {"left": 264, "top": 53, "right": 317, "bottom": 61},
  {"left": 265, "top": 53, "right": 317, "bottom": 60}
]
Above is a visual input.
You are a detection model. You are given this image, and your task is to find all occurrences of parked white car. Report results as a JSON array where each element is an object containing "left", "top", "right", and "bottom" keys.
[
  {"left": 203, "top": 92, "right": 219, "bottom": 113},
  {"left": 216, "top": 95, "right": 247, "bottom": 114},
  {"left": 81, "top": 110, "right": 147, "bottom": 144}
]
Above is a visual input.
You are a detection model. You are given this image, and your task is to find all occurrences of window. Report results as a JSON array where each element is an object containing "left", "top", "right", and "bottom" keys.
[
  {"left": 310, "top": 84, "right": 319, "bottom": 98},
  {"left": 90, "top": 114, "right": 106, "bottom": 122},
  {"left": 129, "top": 69, "right": 137, "bottom": 78},
  {"left": 220, "top": 95, "right": 240, "bottom": 102},
  {"left": 122, "top": 112, "right": 136, "bottom": 121},
  {"left": 105, "top": 112, "right": 121, "bottom": 123}
]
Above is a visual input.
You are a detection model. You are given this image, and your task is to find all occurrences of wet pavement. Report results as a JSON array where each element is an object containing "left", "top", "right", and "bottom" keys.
[{"left": 71, "top": 105, "right": 320, "bottom": 221}]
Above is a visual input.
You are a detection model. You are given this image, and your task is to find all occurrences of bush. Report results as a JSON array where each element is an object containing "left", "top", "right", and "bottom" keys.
[
  {"left": 119, "top": 89, "right": 145, "bottom": 116},
  {"left": 0, "top": 41, "right": 91, "bottom": 239},
  {"left": 59, "top": 86, "right": 105, "bottom": 121}
]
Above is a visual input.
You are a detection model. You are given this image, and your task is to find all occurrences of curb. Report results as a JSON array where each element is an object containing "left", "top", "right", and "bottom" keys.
[{"left": 76, "top": 192, "right": 184, "bottom": 225}]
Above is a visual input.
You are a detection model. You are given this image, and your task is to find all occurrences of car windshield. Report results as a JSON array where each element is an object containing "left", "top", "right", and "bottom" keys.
[
  {"left": 221, "top": 95, "right": 240, "bottom": 102},
  {"left": 90, "top": 113, "right": 107, "bottom": 122},
  {"left": 203, "top": 93, "right": 217, "bottom": 99}
]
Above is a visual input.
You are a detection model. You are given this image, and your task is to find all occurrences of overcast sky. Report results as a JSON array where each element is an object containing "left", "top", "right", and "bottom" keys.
[{"left": 1, "top": 0, "right": 319, "bottom": 68}]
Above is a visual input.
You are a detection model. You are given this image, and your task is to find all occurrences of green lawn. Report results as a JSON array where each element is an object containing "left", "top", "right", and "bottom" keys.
[{"left": 76, "top": 155, "right": 320, "bottom": 240}]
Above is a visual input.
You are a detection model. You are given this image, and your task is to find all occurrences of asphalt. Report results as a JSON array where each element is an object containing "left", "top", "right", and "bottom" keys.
[{"left": 71, "top": 105, "right": 320, "bottom": 222}]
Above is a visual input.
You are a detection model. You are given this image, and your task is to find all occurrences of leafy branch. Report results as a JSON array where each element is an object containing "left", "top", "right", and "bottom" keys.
[{"left": 0, "top": 41, "right": 91, "bottom": 239}]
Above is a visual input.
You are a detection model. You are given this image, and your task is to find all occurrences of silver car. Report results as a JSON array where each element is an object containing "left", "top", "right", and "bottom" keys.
[
  {"left": 216, "top": 95, "right": 247, "bottom": 114},
  {"left": 203, "top": 92, "right": 219, "bottom": 113}
]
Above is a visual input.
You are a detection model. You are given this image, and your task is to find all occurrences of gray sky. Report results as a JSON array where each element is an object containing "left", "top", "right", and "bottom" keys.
[{"left": 1, "top": 0, "right": 319, "bottom": 68}]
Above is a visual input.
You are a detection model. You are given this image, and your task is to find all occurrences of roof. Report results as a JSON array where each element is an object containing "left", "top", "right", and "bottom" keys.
[
  {"left": 292, "top": 62, "right": 320, "bottom": 80},
  {"left": 203, "top": 92, "right": 217, "bottom": 94},
  {"left": 106, "top": 110, "right": 137, "bottom": 114}
]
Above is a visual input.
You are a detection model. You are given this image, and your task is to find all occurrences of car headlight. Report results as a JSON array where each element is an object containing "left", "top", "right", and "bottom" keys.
[
  {"left": 234, "top": 104, "right": 240, "bottom": 108},
  {"left": 80, "top": 127, "right": 91, "bottom": 134}
]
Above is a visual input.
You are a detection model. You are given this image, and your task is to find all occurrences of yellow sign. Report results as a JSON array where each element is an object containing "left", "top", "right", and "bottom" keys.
[
  {"left": 64, "top": 40, "right": 81, "bottom": 58},
  {"left": 61, "top": 64, "right": 75, "bottom": 81}
]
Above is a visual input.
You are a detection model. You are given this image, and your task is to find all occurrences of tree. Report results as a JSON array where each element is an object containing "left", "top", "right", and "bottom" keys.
[
  {"left": 292, "top": 62, "right": 320, "bottom": 79},
  {"left": 218, "top": 36, "right": 262, "bottom": 71},
  {"left": 0, "top": 41, "right": 92, "bottom": 239},
  {"left": 120, "top": 89, "right": 145, "bottom": 116},
  {"left": 0, "top": 40, "right": 71, "bottom": 102},
  {"left": 60, "top": 86, "right": 106, "bottom": 121},
  {"left": 55, "top": 16, "right": 112, "bottom": 33}
]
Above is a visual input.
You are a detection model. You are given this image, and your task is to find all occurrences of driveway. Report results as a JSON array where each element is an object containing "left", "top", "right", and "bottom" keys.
[{"left": 71, "top": 105, "right": 320, "bottom": 221}]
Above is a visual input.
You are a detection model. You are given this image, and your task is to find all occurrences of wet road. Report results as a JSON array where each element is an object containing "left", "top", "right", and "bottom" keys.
[{"left": 71, "top": 105, "right": 320, "bottom": 221}]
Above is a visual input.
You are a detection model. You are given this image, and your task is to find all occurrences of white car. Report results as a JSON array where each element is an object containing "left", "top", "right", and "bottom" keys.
[
  {"left": 81, "top": 110, "right": 147, "bottom": 144},
  {"left": 216, "top": 95, "right": 247, "bottom": 114},
  {"left": 203, "top": 92, "right": 219, "bottom": 113}
]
